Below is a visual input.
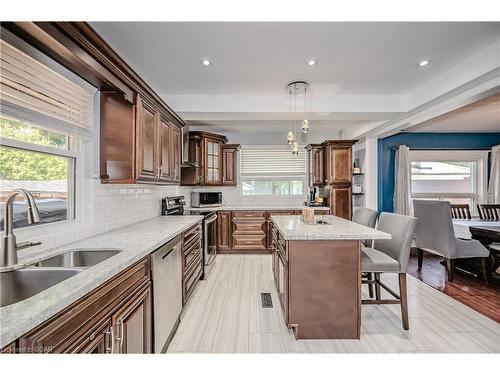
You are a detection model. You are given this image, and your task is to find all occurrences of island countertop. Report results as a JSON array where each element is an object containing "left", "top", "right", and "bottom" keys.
[{"left": 271, "top": 215, "right": 391, "bottom": 241}]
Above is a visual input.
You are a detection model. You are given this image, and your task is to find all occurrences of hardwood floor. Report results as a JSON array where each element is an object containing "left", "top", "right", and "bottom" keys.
[
  {"left": 407, "top": 251, "right": 500, "bottom": 323},
  {"left": 168, "top": 254, "right": 499, "bottom": 353}
]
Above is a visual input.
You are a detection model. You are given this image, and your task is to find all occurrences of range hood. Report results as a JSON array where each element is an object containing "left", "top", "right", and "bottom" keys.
[{"left": 181, "top": 125, "right": 198, "bottom": 167}]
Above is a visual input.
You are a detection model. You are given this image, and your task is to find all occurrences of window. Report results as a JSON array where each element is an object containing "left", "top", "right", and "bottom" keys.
[
  {"left": 0, "top": 32, "right": 94, "bottom": 230},
  {"left": 240, "top": 146, "right": 306, "bottom": 196},
  {"left": 409, "top": 150, "right": 488, "bottom": 210}
]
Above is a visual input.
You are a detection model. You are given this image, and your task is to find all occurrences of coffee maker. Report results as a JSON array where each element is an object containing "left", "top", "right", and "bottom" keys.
[{"left": 308, "top": 187, "right": 317, "bottom": 205}]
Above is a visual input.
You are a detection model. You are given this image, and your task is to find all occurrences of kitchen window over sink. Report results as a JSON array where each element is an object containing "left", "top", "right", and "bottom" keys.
[
  {"left": 0, "top": 30, "right": 96, "bottom": 230},
  {"left": 240, "top": 146, "right": 306, "bottom": 196}
]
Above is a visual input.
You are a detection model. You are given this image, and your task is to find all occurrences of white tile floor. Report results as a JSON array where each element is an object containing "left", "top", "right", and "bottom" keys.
[{"left": 168, "top": 255, "right": 500, "bottom": 353}]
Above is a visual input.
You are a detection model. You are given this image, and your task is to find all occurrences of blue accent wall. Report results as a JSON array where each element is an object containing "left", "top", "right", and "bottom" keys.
[{"left": 377, "top": 132, "right": 500, "bottom": 213}]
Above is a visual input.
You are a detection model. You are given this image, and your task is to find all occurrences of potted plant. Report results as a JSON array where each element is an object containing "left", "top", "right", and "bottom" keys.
[{"left": 353, "top": 159, "right": 361, "bottom": 174}]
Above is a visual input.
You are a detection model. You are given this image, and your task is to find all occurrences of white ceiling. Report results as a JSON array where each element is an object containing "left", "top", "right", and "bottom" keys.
[
  {"left": 90, "top": 22, "right": 500, "bottom": 138},
  {"left": 407, "top": 94, "right": 500, "bottom": 133},
  {"left": 91, "top": 22, "right": 499, "bottom": 95}
]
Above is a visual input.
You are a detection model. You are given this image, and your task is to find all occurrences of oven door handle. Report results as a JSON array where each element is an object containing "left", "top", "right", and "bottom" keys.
[{"left": 205, "top": 215, "right": 217, "bottom": 226}]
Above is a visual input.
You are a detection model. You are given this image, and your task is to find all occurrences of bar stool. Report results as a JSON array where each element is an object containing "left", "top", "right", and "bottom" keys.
[{"left": 361, "top": 212, "right": 417, "bottom": 330}]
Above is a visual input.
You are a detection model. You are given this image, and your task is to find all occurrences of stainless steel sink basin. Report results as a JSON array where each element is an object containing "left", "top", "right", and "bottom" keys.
[
  {"left": 0, "top": 268, "right": 82, "bottom": 307},
  {"left": 33, "top": 249, "right": 121, "bottom": 268}
]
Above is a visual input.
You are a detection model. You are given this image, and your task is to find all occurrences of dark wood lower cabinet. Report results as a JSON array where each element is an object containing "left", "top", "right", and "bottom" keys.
[
  {"left": 217, "top": 211, "right": 232, "bottom": 251},
  {"left": 328, "top": 184, "right": 352, "bottom": 220},
  {"left": 111, "top": 284, "right": 151, "bottom": 354},
  {"left": 181, "top": 223, "right": 203, "bottom": 305},
  {"left": 16, "top": 257, "right": 152, "bottom": 354}
]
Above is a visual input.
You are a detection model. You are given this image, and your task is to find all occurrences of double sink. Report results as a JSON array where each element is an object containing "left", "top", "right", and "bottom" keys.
[{"left": 0, "top": 249, "right": 121, "bottom": 308}]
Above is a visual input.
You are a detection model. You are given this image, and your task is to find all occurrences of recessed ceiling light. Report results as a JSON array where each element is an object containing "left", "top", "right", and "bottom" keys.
[
  {"left": 201, "top": 58, "right": 212, "bottom": 67},
  {"left": 419, "top": 60, "right": 429, "bottom": 67},
  {"left": 307, "top": 59, "right": 317, "bottom": 66}
]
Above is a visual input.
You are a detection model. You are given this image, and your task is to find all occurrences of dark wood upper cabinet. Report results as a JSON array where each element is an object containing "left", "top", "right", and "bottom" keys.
[
  {"left": 157, "top": 118, "right": 172, "bottom": 181},
  {"left": 100, "top": 92, "right": 136, "bottom": 183},
  {"left": 136, "top": 96, "right": 158, "bottom": 182},
  {"left": 170, "top": 124, "right": 181, "bottom": 183},
  {"left": 305, "top": 144, "right": 324, "bottom": 186},
  {"left": 181, "top": 131, "right": 237, "bottom": 186},
  {"left": 322, "top": 140, "right": 355, "bottom": 185},
  {"left": 222, "top": 144, "right": 241, "bottom": 186},
  {"left": 100, "top": 94, "right": 183, "bottom": 185}
]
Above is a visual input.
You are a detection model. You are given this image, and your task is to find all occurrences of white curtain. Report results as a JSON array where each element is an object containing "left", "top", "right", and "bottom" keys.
[
  {"left": 487, "top": 144, "right": 500, "bottom": 203},
  {"left": 393, "top": 145, "right": 412, "bottom": 215}
]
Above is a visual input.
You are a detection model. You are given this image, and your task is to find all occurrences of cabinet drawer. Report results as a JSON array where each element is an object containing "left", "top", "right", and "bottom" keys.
[
  {"left": 233, "top": 210, "right": 266, "bottom": 218},
  {"left": 232, "top": 219, "right": 266, "bottom": 234},
  {"left": 183, "top": 257, "right": 202, "bottom": 304},
  {"left": 183, "top": 223, "right": 202, "bottom": 244},
  {"left": 268, "top": 210, "right": 295, "bottom": 216},
  {"left": 19, "top": 257, "right": 150, "bottom": 353},
  {"left": 232, "top": 234, "right": 267, "bottom": 250},
  {"left": 183, "top": 232, "right": 201, "bottom": 255},
  {"left": 184, "top": 245, "right": 202, "bottom": 272}
]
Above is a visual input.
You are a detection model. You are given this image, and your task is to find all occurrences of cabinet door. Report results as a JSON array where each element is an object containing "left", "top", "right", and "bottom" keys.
[
  {"left": 222, "top": 146, "right": 238, "bottom": 185},
  {"left": 204, "top": 138, "right": 222, "bottom": 185},
  {"left": 73, "top": 320, "right": 112, "bottom": 354},
  {"left": 308, "top": 146, "right": 324, "bottom": 186},
  {"left": 170, "top": 125, "right": 181, "bottom": 182},
  {"left": 217, "top": 211, "right": 232, "bottom": 251},
  {"left": 325, "top": 146, "right": 352, "bottom": 184},
  {"left": 329, "top": 185, "right": 352, "bottom": 220},
  {"left": 112, "top": 284, "right": 152, "bottom": 354},
  {"left": 136, "top": 97, "right": 159, "bottom": 181},
  {"left": 157, "top": 119, "right": 172, "bottom": 182}
]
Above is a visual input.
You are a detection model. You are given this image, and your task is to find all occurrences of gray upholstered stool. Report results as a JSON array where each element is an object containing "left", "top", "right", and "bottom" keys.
[{"left": 361, "top": 212, "right": 417, "bottom": 330}]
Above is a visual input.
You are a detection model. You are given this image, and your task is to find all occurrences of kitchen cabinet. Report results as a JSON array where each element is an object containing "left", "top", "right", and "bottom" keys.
[
  {"left": 111, "top": 284, "right": 151, "bottom": 353},
  {"left": 305, "top": 140, "right": 357, "bottom": 220},
  {"left": 222, "top": 144, "right": 240, "bottom": 186},
  {"left": 272, "top": 225, "right": 289, "bottom": 324},
  {"left": 328, "top": 184, "right": 352, "bottom": 220},
  {"left": 181, "top": 131, "right": 238, "bottom": 186},
  {"left": 217, "top": 211, "right": 233, "bottom": 251},
  {"left": 100, "top": 93, "right": 183, "bottom": 185},
  {"left": 17, "top": 257, "right": 152, "bottom": 354},
  {"left": 181, "top": 223, "right": 203, "bottom": 305},
  {"left": 170, "top": 125, "right": 181, "bottom": 183},
  {"left": 231, "top": 211, "right": 267, "bottom": 251},
  {"left": 305, "top": 144, "right": 324, "bottom": 186}
]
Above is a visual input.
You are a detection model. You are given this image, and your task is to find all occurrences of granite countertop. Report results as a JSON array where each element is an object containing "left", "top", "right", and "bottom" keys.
[
  {"left": 271, "top": 215, "right": 391, "bottom": 241},
  {"left": 188, "top": 205, "right": 330, "bottom": 211},
  {"left": 0, "top": 215, "right": 203, "bottom": 348}
]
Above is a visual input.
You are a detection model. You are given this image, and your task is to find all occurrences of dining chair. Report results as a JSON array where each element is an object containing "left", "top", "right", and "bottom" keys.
[
  {"left": 413, "top": 200, "right": 490, "bottom": 281},
  {"left": 477, "top": 204, "right": 500, "bottom": 221},
  {"left": 450, "top": 204, "right": 471, "bottom": 220},
  {"left": 361, "top": 212, "right": 417, "bottom": 330}
]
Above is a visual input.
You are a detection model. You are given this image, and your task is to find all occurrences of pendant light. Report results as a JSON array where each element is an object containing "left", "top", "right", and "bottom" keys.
[
  {"left": 286, "top": 84, "right": 295, "bottom": 144},
  {"left": 285, "top": 81, "right": 310, "bottom": 151},
  {"left": 291, "top": 84, "right": 299, "bottom": 155},
  {"left": 301, "top": 85, "right": 310, "bottom": 133}
]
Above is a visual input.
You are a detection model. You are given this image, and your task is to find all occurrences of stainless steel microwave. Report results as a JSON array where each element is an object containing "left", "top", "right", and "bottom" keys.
[{"left": 191, "top": 192, "right": 223, "bottom": 207}]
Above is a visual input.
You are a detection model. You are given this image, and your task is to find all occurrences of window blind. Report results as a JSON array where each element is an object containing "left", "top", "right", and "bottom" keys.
[
  {"left": 0, "top": 39, "right": 93, "bottom": 137},
  {"left": 240, "top": 146, "right": 306, "bottom": 177}
]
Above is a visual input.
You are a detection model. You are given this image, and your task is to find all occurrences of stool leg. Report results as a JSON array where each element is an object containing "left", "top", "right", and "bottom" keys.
[
  {"left": 416, "top": 248, "right": 423, "bottom": 270},
  {"left": 374, "top": 273, "right": 381, "bottom": 300},
  {"left": 399, "top": 273, "right": 409, "bottom": 330},
  {"left": 367, "top": 273, "right": 374, "bottom": 298}
]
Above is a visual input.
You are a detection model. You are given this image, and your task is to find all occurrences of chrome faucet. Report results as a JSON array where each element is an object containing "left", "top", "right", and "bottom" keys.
[{"left": 1, "top": 189, "right": 42, "bottom": 267}]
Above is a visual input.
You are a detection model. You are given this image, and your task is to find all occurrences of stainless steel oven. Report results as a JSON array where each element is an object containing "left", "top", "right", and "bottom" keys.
[{"left": 190, "top": 192, "right": 222, "bottom": 208}]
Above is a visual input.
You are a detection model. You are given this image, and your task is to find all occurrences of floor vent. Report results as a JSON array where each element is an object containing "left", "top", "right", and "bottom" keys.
[{"left": 261, "top": 293, "right": 273, "bottom": 308}]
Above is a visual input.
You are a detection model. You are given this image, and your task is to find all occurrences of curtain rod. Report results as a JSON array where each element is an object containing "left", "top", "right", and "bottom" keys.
[{"left": 390, "top": 145, "right": 492, "bottom": 151}]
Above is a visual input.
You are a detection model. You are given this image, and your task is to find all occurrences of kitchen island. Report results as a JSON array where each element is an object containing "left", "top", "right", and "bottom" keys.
[{"left": 270, "top": 215, "right": 390, "bottom": 340}]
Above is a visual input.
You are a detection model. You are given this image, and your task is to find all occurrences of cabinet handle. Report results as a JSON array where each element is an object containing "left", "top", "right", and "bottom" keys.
[
  {"left": 105, "top": 327, "right": 114, "bottom": 353},
  {"left": 157, "top": 165, "right": 163, "bottom": 179},
  {"left": 119, "top": 319, "right": 125, "bottom": 351}
]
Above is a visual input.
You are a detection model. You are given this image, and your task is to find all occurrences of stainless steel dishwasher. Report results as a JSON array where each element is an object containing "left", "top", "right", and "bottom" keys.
[{"left": 151, "top": 235, "right": 182, "bottom": 353}]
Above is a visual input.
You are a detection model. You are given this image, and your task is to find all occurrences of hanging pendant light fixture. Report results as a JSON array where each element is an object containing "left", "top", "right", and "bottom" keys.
[
  {"left": 286, "top": 83, "right": 295, "bottom": 145},
  {"left": 302, "top": 84, "right": 310, "bottom": 134},
  {"left": 285, "top": 81, "right": 310, "bottom": 153}
]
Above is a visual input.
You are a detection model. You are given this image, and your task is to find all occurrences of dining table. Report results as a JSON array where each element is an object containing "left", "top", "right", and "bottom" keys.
[{"left": 453, "top": 219, "right": 500, "bottom": 279}]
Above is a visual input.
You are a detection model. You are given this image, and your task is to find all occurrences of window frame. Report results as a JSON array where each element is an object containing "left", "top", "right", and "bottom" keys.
[
  {"left": 0, "top": 29, "right": 97, "bottom": 236},
  {"left": 239, "top": 145, "right": 307, "bottom": 198},
  {"left": 408, "top": 150, "right": 489, "bottom": 212}
]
